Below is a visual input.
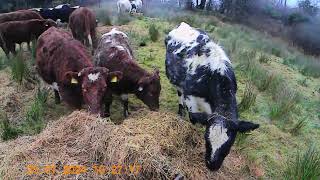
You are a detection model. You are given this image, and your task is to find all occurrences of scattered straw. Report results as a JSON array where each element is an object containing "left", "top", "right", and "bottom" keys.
[{"left": 0, "top": 110, "right": 250, "bottom": 179}]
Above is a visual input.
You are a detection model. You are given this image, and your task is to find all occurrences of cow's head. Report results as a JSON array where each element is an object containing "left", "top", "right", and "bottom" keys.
[
  {"left": 64, "top": 67, "right": 122, "bottom": 116},
  {"left": 136, "top": 69, "right": 161, "bottom": 111},
  {"left": 205, "top": 114, "right": 259, "bottom": 171}
]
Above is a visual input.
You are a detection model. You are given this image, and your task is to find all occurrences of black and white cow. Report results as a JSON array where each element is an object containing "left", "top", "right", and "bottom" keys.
[{"left": 165, "top": 22, "right": 259, "bottom": 171}]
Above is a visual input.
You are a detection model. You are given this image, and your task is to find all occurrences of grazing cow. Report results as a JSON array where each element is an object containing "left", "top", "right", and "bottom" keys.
[
  {"left": 0, "top": 19, "right": 56, "bottom": 57},
  {"left": 165, "top": 22, "right": 259, "bottom": 171},
  {"left": 33, "top": 4, "right": 79, "bottom": 22},
  {"left": 69, "top": 7, "right": 97, "bottom": 50},
  {"left": 117, "top": 0, "right": 132, "bottom": 14},
  {"left": 0, "top": 10, "right": 43, "bottom": 24},
  {"left": 36, "top": 27, "right": 123, "bottom": 117},
  {"left": 94, "top": 28, "right": 161, "bottom": 117}
]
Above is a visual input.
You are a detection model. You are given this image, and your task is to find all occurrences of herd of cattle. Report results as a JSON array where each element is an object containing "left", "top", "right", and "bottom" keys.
[{"left": 0, "top": 4, "right": 259, "bottom": 172}]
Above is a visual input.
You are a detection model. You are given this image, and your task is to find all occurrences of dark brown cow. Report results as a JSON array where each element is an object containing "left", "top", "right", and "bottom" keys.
[
  {"left": 0, "top": 19, "right": 56, "bottom": 57},
  {"left": 36, "top": 27, "right": 122, "bottom": 116},
  {"left": 94, "top": 28, "right": 161, "bottom": 117},
  {"left": 69, "top": 7, "right": 97, "bottom": 50},
  {"left": 0, "top": 10, "right": 43, "bottom": 24}
]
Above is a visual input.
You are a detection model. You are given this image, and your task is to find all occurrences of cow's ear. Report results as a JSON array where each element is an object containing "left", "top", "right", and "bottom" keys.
[
  {"left": 237, "top": 120, "right": 259, "bottom": 133},
  {"left": 64, "top": 71, "right": 80, "bottom": 85},
  {"left": 137, "top": 77, "right": 149, "bottom": 92},
  {"left": 106, "top": 71, "right": 123, "bottom": 83}
]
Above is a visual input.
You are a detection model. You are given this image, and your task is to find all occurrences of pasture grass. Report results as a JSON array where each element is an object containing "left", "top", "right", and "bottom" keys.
[
  {"left": 0, "top": 112, "right": 22, "bottom": 141},
  {"left": 148, "top": 23, "right": 160, "bottom": 42},
  {"left": 0, "top": 8, "right": 319, "bottom": 179},
  {"left": 23, "top": 87, "right": 49, "bottom": 134},
  {"left": 238, "top": 82, "right": 257, "bottom": 112},
  {"left": 9, "top": 51, "right": 29, "bottom": 85},
  {"left": 284, "top": 145, "right": 320, "bottom": 180}
]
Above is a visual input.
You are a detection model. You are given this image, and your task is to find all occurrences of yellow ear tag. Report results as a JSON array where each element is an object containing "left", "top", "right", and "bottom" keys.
[
  {"left": 71, "top": 78, "right": 78, "bottom": 84},
  {"left": 111, "top": 76, "right": 118, "bottom": 83}
]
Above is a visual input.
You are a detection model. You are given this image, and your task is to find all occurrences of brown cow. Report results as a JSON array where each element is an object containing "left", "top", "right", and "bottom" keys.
[
  {"left": 0, "top": 10, "right": 43, "bottom": 24},
  {"left": 69, "top": 7, "right": 97, "bottom": 51},
  {"left": 94, "top": 28, "right": 161, "bottom": 117},
  {"left": 0, "top": 19, "right": 56, "bottom": 57},
  {"left": 36, "top": 27, "right": 122, "bottom": 117}
]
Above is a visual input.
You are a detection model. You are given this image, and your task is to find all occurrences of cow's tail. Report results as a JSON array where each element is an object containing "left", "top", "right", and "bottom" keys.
[
  {"left": 88, "top": 34, "right": 93, "bottom": 47},
  {"left": 84, "top": 15, "right": 92, "bottom": 47}
]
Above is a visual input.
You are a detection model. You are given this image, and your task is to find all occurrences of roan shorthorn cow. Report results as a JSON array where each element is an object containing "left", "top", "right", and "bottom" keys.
[
  {"left": 69, "top": 7, "right": 97, "bottom": 50},
  {"left": 94, "top": 28, "right": 161, "bottom": 117},
  {"left": 165, "top": 22, "right": 259, "bottom": 171},
  {"left": 36, "top": 27, "right": 122, "bottom": 117},
  {"left": 0, "top": 19, "right": 56, "bottom": 57}
]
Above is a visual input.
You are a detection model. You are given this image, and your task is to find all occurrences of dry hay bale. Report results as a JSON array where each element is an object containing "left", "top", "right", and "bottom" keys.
[{"left": 0, "top": 110, "right": 249, "bottom": 179}]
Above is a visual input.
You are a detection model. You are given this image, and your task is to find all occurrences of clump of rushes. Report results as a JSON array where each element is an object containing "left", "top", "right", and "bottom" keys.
[
  {"left": 290, "top": 119, "right": 307, "bottom": 135},
  {"left": 24, "top": 87, "right": 49, "bottom": 134},
  {"left": 269, "top": 85, "right": 299, "bottom": 120},
  {"left": 259, "top": 53, "right": 271, "bottom": 64},
  {"left": 284, "top": 145, "right": 320, "bottom": 180},
  {"left": 10, "top": 51, "right": 29, "bottom": 85},
  {"left": 238, "top": 82, "right": 257, "bottom": 112},
  {"left": 96, "top": 10, "right": 112, "bottom": 26},
  {"left": 149, "top": 23, "right": 159, "bottom": 42}
]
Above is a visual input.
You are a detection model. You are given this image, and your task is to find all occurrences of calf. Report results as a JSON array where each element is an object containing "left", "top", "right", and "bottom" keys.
[
  {"left": 36, "top": 27, "right": 122, "bottom": 117},
  {"left": 0, "top": 19, "right": 56, "bottom": 57},
  {"left": 0, "top": 10, "right": 43, "bottom": 24},
  {"left": 165, "top": 22, "right": 259, "bottom": 171},
  {"left": 69, "top": 7, "right": 97, "bottom": 50},
  {"left": 94, "top": 28, "right": 161, "bottom": 117}
]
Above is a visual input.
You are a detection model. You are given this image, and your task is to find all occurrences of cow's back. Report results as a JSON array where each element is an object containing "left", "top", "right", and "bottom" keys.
[
  {"left": 69, "top": 7, "right": 96, "bottom": 35},
  {"left": 36, "top": 27, "right": 92, "bottom": 84},
  {"left": 0, "top": 10, "right": 42, "bottom": 23},
  {"left": 95, "top": 29, "right": 134, "bottom": 70}
]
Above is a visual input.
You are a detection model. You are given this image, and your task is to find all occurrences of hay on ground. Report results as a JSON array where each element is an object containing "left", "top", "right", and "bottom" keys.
[{"left": 0, "top": 110, "right": 249, "bottom": 179}]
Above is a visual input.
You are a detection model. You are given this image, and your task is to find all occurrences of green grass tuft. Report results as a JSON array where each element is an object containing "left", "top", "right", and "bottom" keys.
[
  {"left": 149, "top": 23, "right": 160, "bottom": 42},
  {"left": 9, "top": 51, "right": 29, "bottom": 85},
  {"left": 23, "top": 87, "right": 49, "bottom": 134},
  {"left": 238, "top": 82, "right": 257, "bottom": 112},
  {"left": 0, "top": 113, "right": 22, "bottom": 141},
  {"left": 284, "top": 145, "right": 320, "bottom": 180}
]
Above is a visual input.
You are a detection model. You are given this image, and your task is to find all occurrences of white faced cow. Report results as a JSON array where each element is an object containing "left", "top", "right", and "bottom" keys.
[{"left": 165, "top": 22, "right": 259, "bottom": 171}]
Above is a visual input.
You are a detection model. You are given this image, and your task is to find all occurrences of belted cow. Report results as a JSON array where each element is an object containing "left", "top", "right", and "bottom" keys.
[{"left": 165, "top": 22, "right": 259, "bottom": 171}]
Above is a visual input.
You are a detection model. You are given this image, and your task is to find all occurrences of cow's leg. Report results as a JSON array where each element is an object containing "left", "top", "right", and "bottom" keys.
[
  {"left": 121, "top": 94, "right": 130, "bottom": 117},
  {"left": 54, "top": 90, "right": 61, "bottom": 104},
  {"left": 184, "top": 95, "right": 209, "bottom": 125},
  {"left": 50, "top": 82, "right": 61, "bottom": 104},
  {"left": 27, "top": 42, "right": 31, "bottom": 51},
  {"left": 103, "top": 92, "right": 113, "bottom": 118},
  {"left": 177, "top": 90, "right": 185, "bottom": 117},
  {"left": 8, "top": 43, "right": 16, "bottom": 56}
]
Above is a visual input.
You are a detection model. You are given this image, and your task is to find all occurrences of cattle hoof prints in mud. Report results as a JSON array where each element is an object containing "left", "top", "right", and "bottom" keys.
[{"left": 165, "top": 22, "right": 259, "bottom": 170}]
